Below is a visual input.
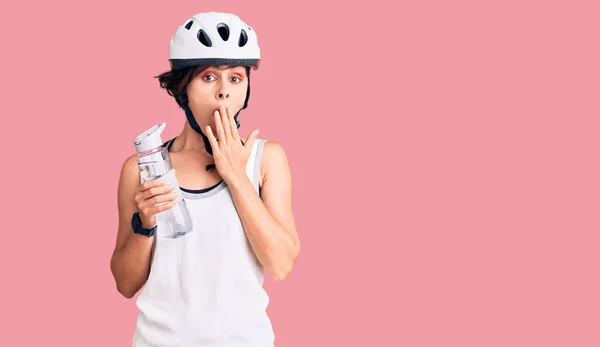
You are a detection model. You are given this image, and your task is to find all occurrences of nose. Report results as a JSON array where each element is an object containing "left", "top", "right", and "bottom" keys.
[{"left": 217, "top": 91, "right": 229, "bottom": 99}]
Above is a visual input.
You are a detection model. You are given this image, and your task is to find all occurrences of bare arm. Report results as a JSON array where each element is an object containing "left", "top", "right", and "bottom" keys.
[
  {"left": 228, "top": 140, "right": 300, "bottom": 281},
  {"left": 110, "top": 154, "right": 177, "bottom": 298}
]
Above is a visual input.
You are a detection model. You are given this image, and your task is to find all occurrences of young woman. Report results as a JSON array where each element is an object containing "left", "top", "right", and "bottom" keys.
[{"left": 110, "top": 11, "right": 300, "bottom": 346}]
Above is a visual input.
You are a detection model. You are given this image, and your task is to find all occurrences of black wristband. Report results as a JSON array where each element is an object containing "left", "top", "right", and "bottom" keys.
[{"left": 131, "top": 212, "right": 157, "bottom": 237}]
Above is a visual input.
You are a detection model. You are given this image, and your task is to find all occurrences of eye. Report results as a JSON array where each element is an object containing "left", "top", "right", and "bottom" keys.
[
  {"left": 231, "top": 76, "right": 242, "bottom": 83},
  {"left": 203, "top": 74, "right": 216, "bottom": 81}
]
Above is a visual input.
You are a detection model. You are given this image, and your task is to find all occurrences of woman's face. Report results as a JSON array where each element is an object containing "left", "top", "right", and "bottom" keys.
[{"left": 186, "top": 65, "right": 248, "bottom": 138}]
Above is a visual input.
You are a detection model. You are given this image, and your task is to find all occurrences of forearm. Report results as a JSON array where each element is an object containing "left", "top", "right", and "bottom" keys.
[
  {"left": 228, "top": 176, "right": 297, "bottom": 281},
  {"left": 111, "top": 232, "right": 154, "bottom": 298}
]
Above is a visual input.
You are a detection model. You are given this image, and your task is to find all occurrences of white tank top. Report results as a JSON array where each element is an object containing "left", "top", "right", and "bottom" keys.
[{"left": 132, "top": 138, "right": 275, "bottom": 347}]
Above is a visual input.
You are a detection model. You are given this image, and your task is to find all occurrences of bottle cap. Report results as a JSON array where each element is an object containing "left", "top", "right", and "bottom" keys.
[{"left": 133, "top": 122, "right": 167, "bottom": 153}]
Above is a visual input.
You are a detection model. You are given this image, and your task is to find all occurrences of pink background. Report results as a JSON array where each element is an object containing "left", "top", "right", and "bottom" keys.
[{"left": 2, "top": 0, "right": 599, "bottom": 346}]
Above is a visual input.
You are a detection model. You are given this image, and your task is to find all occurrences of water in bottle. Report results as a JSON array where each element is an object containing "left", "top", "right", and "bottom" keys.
[{"left": 133, "top": 122, "right": 193, "bottom": 239}]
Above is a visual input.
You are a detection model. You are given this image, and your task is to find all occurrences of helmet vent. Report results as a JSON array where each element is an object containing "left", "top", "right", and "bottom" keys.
[
  {"left": 217, "top": 23, "right": 230, "bottom": 41},
  {"left": 184, "top": 21, "right": 193, "bottom": 30},
  {"left": 197, "top": 29, "right": 212, "bottom": 47},
  {"left": 238, "top": 29, "right": 248, "bottom": 47}
]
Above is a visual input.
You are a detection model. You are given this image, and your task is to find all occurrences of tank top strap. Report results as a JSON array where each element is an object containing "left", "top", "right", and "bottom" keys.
[
  {"left": 246, "top": 138, "right": 267, "bottom": 193},
  {"left": 162, "top": 137, "right": 176, "bottom": 152}
]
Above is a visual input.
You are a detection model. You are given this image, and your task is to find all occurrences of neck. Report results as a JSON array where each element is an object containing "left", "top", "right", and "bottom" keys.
[{"left": 171, "top": 122, "right": 211, "bottom": 155}]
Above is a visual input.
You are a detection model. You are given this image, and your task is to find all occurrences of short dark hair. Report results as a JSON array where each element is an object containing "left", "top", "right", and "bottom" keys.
[{"left": 154, "top": 66, "right": 251, "bottom": 108}]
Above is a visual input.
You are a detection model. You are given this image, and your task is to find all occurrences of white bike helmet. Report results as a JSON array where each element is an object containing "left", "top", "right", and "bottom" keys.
[{"left": 169, "top": 11, "right": 261, "bottom": 71}]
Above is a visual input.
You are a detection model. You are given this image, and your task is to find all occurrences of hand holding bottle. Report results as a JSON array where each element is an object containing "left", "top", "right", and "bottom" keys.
[{"left": 134, "top": 180, "right": 178, "bottom": 228}]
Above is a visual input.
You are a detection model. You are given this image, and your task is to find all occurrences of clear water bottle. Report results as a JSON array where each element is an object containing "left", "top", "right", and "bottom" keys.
[{"left": 133, "top": 122, "right": 193, "bottom": 239}]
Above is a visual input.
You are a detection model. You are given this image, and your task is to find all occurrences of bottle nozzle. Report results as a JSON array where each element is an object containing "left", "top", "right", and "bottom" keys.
[{"left": 134, "top": 122, "right": 167, "bottom": 153}]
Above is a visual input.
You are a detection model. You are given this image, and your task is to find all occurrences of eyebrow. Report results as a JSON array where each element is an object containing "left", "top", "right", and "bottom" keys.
[{"left": 205, "top": 67, "right": 244, "bottom": 74}]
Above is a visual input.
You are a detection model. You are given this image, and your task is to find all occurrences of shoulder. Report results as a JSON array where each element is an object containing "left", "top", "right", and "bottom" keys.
[
  {"left": 261, "top": 140, "right": 287, "bottom": 163},
  {"left": 124, "top": 152, "right": 142, "bottom": 170},
  {"left": 121, "top": 153, "right": 139, "bottom": 176},
  {"left": 116, "top": 153, "right": 142, "bottom": 213},
  {"left": 258, "top": 140, "right": 291, "bottom": 185},
  {"left": 118, "top": 153, "right": 141, "bottom": 187}
]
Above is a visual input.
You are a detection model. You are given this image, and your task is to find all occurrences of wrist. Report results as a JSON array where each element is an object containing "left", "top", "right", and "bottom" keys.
[
  {"left": 139, "top": 215, "right": 155, "bottom": 229},
  {"left": 131, "top": 212, "right": 157, "bottom": 237},
  {"left": 227, "top": 174, "right": 253, "bottom": 192}
]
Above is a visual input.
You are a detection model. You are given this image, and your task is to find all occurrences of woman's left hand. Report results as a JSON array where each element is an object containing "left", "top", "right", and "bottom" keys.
[{"left": 205, "top": 105, "right": 259, "bottom": 186}]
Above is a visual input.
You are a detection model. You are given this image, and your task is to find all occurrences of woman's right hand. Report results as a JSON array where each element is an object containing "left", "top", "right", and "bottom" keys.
[{"left": 134, "top": 180, "right": 179, "bottom": 228}]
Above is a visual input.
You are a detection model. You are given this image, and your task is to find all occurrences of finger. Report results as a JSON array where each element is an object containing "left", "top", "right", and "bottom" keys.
[
  {"left": 142, "top": 183, "right": 176, "bottom": 200},
  {"left": 150, "top": 191, "right": 179, "bottom": 206},
  {"left": 227, "top": 107, "right": 240, "bottom": 141},
  {"left": 138, "top": 179, "right": 165, "bottom": 192},
  {"left": 245, "top": 129, "right": 260, "bottom": 149},
  {"left": 205, "top": 124, "right": 219, "bottom": 151},
  {"left": 220, "top": 106, "right": 232, "bottom": 141},
  {"left": 152, "top": 199, "right": 178, "bottom": 214},
  {"left": 141, "top": 191, "right": 176, "bottom": 211},
  {"left": 214, "top": 109, "right": 226, "bottom": 144}
]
